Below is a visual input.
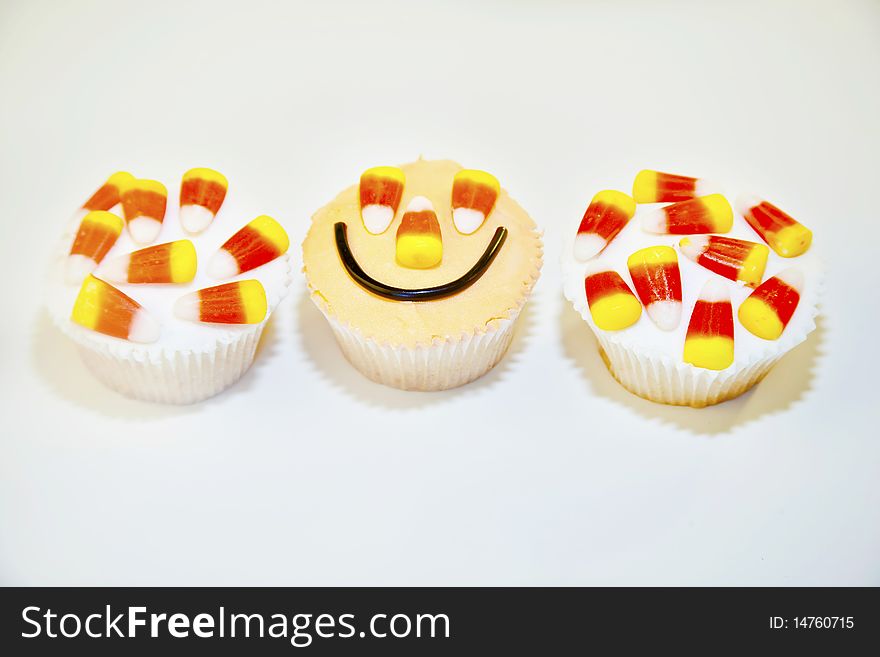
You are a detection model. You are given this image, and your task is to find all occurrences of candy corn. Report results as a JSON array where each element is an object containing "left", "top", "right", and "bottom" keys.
[
  {"left": 66, "top": 210, "right": 124, "bottom": 284},
  {"left": 360, "top": 166, "right": 405, "bottom": 234},
  {"left": 683, "top": 278, "right": 734, "bottom": 370},
  {"left": 174, "top": 280, "right": 267, "bottom": 324},
  {"left": 738, "top": 268, "right": 803, "bottom": 340},
  {"left": 396, "top": 196, "right": 442, "bottom": 269},
  {"left": 736, "top": 195, "right": 812, "bottom": 258},
  {"left": 626, "top": 246, "right": 683, "bottom": 331},
  {"left": 207, "top": 215, "right": 289, "bottom": 279},
  {"left": 79, "top": 172, "right": 134, "bottom": 214},
  {"left": 179, "top": 167, "right": 228, "bottom": 234},
  {"left": 679, "top": 235, "right": 769, "bottom": 287},
  {"left": 451, "top": 169, "right": 499, "bottom": 234},
  {"left": 583, "top": 264, "right": 642, "bottom": 331},
  {"left": 632, "top": 169, "right": 718, "bottom": 203},
  {"left": 641, "top": 194, "right": 733, "bottom": 234},
  {"left": 573, "top": 190, "right": 636, "bottom": 261},
  {"left": 120, "top": 178, "right": 167, "bottom": 245},
  {"left": 71, "top": 275, "right": 160, "bottom": 343},
  {"left": 99, "top": 240, "right": 197, "bottom": 285}
]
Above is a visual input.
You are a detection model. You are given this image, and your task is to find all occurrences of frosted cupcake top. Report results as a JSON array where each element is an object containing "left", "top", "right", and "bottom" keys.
[
  {"left": 48, "top": 168, "right": 292, "bottom": 356},
  {"left": 302, "top": 159, "right": 542, "bottom": 348},
  {"left": 562, "top": 170, "right": 821, "bottom": 372}
]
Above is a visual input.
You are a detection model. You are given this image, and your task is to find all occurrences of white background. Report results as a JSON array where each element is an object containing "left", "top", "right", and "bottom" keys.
[{"left": 1, "top": 0, "right": 878, "bottom": 585}]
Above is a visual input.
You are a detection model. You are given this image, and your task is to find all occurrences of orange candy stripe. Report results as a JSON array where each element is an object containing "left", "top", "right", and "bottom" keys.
[
  {"left": 125, "top": 242, "right": 186, "bottom": 284},
  {"left": 585, "top": 270, "right": 636, "bottom": 304},
  {"left": 452, "top": 179, "right": 497, "bottom": 217},
  {"left": 82, "top": 173, "right": 130, "bottom": 211},
  {"left": 360, "top": 172, "right": 404, "bottom": 210},
  {"left": 222, "top": 225, "right": 283, "bottom": 272},
  {"left": 198, "top": 283, "right": 250, "bottom": 323},
  {"left": 747, "top": 276, "right": 800, "bottom": 329},
  {"left": 180, "top": 177, "right": 226, "bottom": 214},
  {"left": 687, "top": 298, "right": 734, "bottom": 341},
  {"left": 122, "top": 186, "right": 166, "bottom": 222},
  {"left": 69, "top": 213, "right": 122, "bottom": 263},
  {"left": 73, "top": 276, "right": 143, "bottom": 340},
  {"left": 628, "top": 261, "right": 682, "bottom": 306},
  {"left": 578, "top": 201, "right": 629, "bottom": 241},
  {"left": 397, "top": 210, "right": 441, "bottom": 239}
]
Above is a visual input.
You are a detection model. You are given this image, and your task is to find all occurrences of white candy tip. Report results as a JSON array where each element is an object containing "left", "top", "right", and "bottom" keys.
[
  {"left": 774, "top": 267, "right": 804, "bottom": 293},
  {"left": 405, "top": 195, "right": 435, "bottom": 213},
  {"left": 179, "top": 204, "right": 214, "bottom": 234},
  {"left": 127, "top": 216, "right": 161, "bottom": 245},
  {"left": 646, "top": 300, "right": 682, "bottom": 331},
  {"left": 94, "top": 253, "right": 130, "bottom": 284},
  {"left": 128, "top": 310, "right": 160, "bottom": 343},
  {"left": 207, "top": 249, "right": 239, "bottom": 279},
  {"left": 698, "top": 277, "right": 730, "bottom": 302},
  {"left": 573, "top": 233, "right": 607, "bottom": 262},
  {"left": 695, "top": 178, "right": 722, "bottom": 197},
  {"left": 361, "top": 204, "right": 394, "bottom": 234},
  {"left": 679, "top": 234, "right": 709, "bottom": 260},
  {"left": 173, "top": 292, "right": 201, "bottom": 323},
  {"left": 453, "top": 207, "right": 485, "bottom": 234},
  {"left": 65, "top": 254, "right": 97, "bottom": 285},
  {"left": 735, "top": 193, "right": 763, "bottom": 217},
  {"left": 640, "top": 208, "right": 667, "bottom": 234}
]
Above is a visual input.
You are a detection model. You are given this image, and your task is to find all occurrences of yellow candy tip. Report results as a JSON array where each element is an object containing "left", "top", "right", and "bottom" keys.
[
  {"left": 684, "top": 336, "right": 734, "bottom": 370},
  {"left": 590, "top": 293, "right": 642, "bottom": 331},
  {"left": 631, "top": 170, "right": 658, "bottom": 203},
  {"left": 738, "top": 297, "right": 784, "bottom": 340}
]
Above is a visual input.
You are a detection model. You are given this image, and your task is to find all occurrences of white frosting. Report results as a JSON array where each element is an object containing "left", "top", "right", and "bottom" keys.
[
  {"left": 562, "top": 191, "right": 822, "bottom": 371},
  {"left": 48, "top": 174, "right": 292, "bottom": 356}
]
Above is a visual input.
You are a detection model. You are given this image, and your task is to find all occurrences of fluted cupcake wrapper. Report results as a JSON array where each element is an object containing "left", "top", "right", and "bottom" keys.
[
  {"left": 322, "top": 311, "right": 518, "bottom": 391},
  {"left": 70, "top": 325, "right": 265, "bottom": 404},
  {"left": 595, "top": 332, "right": 782, "bottom": 407}
]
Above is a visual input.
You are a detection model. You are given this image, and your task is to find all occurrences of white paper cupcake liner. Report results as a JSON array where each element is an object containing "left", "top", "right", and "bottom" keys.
[
  {"left": 72, "top": 325, "right": 265, "bottom": 404},
  {"left": 595, "top": 334, "right": 783, "bottom": 407},
  {"left": 564, "top": 271, "right": 821, "bottom": 408},
  {"left": 323, "top": 311, "right": 519, "bottom": 391}
]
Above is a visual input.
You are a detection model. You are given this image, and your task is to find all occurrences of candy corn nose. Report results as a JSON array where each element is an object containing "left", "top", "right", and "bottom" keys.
[{"left": 396, "top": 197, "right": 442, "bottom": 269}]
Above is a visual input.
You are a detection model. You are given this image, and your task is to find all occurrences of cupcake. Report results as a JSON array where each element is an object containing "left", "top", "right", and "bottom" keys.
[
  {"left": 48, "top": 168, "right": 292, "bottom": 404},
  {"left": 302, "top": 159, "right": 542, "bottom": 390},
  {"left": 562, "top": 169, "right": 820, "bottom": 407}
]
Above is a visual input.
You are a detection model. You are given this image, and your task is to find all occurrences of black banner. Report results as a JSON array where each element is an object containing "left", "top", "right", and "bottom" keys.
[{"left": 1, "top": 587, "right": 876, "bottom": 653}]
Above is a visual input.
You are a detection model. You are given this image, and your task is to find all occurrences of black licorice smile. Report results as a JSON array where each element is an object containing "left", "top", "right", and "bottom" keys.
[{"left": 334, "top": 222, "right": 508, "bottom": 301}]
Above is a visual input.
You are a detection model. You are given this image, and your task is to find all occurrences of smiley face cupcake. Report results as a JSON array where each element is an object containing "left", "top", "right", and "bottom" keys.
[{"left": 302, "top": 159, "right": 542, "bottom": 390}]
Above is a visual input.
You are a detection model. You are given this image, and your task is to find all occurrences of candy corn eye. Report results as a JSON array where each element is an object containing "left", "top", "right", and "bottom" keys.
[
  {"left": 396, "top": 196, "right": 442, "bottom": 269},
  {"left": 360, "top": 166, "right": 405, "bottom": 234},
  {"left": 451, "top": 169, "right": 500, "bottom": 234}
]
